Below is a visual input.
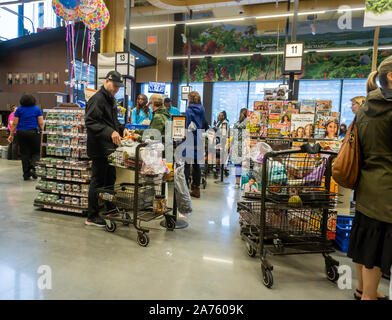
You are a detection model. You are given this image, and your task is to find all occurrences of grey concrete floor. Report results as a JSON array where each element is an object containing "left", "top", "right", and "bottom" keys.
[{"left": 0, "top": 159, "right": 389, "bottom": 300}]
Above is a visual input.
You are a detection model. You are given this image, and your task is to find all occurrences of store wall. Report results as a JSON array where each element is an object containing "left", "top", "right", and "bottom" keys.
[
  {"left": 131, "top": 15, "right": 174, "bottom": 83},
  {"left": 0, "top": 40, "right": 67, "bottom": 94}
]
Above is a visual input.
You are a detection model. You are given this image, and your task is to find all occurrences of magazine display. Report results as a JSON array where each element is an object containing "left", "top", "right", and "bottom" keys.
[
  {"left": 315, "top": 111, "right": 340, "bottom": 139},
  {"left": 300, "top": 100, "right": 316, "bottom": 114},
  {"left": 291, "top": 114, "right": 315, "bottom": 139},
  {"left": 254, "top": 101, "right": 269, "bottom": 112},
  {"left": 316, "top": 100, "right": 332, "bottom": 112},
  {"left": 246, "top": 110, "right": 268, "bottom": 138}
]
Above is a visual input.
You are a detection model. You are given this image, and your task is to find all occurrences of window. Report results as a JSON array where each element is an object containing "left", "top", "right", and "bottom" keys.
[
  {"left": 298, "top": 80, "right": 342, "bottom": 112},
  {"left": 140, "top": 82, "right": 171, "bottom": 102},
  {"left": 177, "top": 82, "right": 204, "bottom": 113},
  {"left": 248, "top": 81, "right": 283, "bottom": 110},
  {"left": 341, "top": 79, "right": 367, "bottom": 126},
  {"left": 0, "top": 1, "right": 57, "bottom": 40},
  {"left": 212, "top": 82, "right": 248, "bottom": 125}
]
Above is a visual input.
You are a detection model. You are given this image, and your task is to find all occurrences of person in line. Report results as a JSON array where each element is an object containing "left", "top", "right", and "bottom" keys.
[
  {"left": 339, "top": 124, "right": 347, "bottom": 139},
  {"left": 350, "top": 96, "right": 366, "bottom": 115},
  {"left": 164, "top": 98, "right": 180, "bottom": 117},
  {"left": 231, "top": 108, "right": 248, "bottom": 189},
  {"left": 131, "top": 94, "right": 171, "bottom": 142},
  {"left": 184, "top": 91, "right": 208, "bottom": 199},
  {"left": 214, "top": 111, "right": 229, "bottom": 129},
  {"left": 7, "top": 95, "right": 44, "bottom": 180},
  {"left": 347, "top": 56, "right": 392, "bottom": 300},
  {"left": 85, "top": 71, "right": 129, "bottom": 227},
  {"left": 7, "top": 105, "right": 18, "bottom": 160},
  {"left": 130, "top": 94, "right": 152, "bottom": 125}
]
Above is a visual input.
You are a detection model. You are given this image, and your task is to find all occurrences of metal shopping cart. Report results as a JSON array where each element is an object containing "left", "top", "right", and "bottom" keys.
[
  {"left": 97, "top": 143, "right": 176, "bottom": 247},
  {"left": 237, "top": 147, "right": 340, "bottom": 288}
]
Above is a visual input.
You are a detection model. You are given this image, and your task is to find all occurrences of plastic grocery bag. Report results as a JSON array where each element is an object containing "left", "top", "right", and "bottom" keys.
[
  {"left": 141, "top": 142, "right": 168, "bottom": 176},
  {"left": 250, "top": 142, "right": 272, "bottom": 164},
  {"left": 174, "top": 162, "right": 193, "bottom": 215}
]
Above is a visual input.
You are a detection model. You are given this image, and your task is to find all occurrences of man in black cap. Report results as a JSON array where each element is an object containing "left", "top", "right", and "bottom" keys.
[{"left": 85, "top": 71, "right": 129, "bottom": 227}]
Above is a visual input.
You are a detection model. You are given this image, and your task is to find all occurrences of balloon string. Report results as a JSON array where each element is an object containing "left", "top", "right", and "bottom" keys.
[
  {"left": 81, "top": 27, "right": 87, "bottom": 84},
  {"left": 70, "top": 23, "right": 74, "bottom": 85},
  {"left": 86, "top": 29, "right": 91, "bottom": 82},
  {"left": 68, "top": 23, "right": 72, "bottom": 88},
  {"left": 72, "top": 22, "right": 76, "bottom": 86},
  {"left": 66, "top": 22, "right": 69, "bottom": 95}
]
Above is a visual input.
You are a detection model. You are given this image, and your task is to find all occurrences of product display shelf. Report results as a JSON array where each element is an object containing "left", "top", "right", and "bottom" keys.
[
  {"left": 35, "top": 186, "right": 88, "bottom": 198},
  {"left": 34, "top": 106, "right": 91, "bottom": 216}
]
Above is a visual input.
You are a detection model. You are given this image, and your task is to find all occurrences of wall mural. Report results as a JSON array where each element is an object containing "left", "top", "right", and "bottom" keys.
[{"left": 180, "top": 18, "right": 392, "bottom": 82}]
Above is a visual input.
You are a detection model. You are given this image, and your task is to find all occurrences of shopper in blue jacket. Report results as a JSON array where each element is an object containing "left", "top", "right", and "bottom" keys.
[{"left": 184, "top": 91, "right": 208, "bottom": 198}]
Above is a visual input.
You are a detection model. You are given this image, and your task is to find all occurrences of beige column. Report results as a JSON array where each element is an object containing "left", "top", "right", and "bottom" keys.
[{"left": 100, "top": 0, "right": 125, "bottom": 53}]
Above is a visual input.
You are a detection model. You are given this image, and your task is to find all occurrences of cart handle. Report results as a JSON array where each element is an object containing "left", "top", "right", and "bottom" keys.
[
  {"left": 237, "top": 202, "right": 253, "bottom": 213},
  {"left": 264, "top": 143, "right": 337, "bottom": 159}
]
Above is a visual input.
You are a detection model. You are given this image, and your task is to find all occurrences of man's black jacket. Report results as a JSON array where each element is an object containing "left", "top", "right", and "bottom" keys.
[{"left": 85, "top": 86, "right": 125, "bottom": 158}]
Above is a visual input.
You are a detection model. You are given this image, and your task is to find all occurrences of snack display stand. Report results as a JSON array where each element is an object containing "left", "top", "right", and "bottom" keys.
[{"left": 34, "top": 106, "right": 91, "bottom": 216}]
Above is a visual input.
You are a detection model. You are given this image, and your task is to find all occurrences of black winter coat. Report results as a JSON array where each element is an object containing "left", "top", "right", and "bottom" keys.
[{"left": 85, "top": 86, "right": 125, "bottom": 158}]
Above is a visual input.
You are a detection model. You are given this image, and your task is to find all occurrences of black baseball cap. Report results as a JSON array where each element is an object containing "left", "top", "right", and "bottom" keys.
[
  {"left": 164, "top": 98, "right": 171, "bottom": 103},
  {"left": 105, "top": 71, "right": 124, "bottom": 87}
]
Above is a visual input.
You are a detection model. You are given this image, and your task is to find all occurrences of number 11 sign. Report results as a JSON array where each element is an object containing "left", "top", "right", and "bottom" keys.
[{"left": 283, "top": 42, "right": 304, "bottom": 74}]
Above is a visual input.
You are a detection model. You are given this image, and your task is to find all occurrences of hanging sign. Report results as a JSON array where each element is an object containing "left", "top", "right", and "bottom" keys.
[
  {"left": 282, "top": 42, "right": 304, "bottom": 75},
  {"left": 181, "top": 86, "right": 191, "bottom": 100},
  {"left": 115, "top": 52, "right": 136, "bottom": 78},
  {"left": 364, "top": 0, "right": 392, "bottom": 27}
]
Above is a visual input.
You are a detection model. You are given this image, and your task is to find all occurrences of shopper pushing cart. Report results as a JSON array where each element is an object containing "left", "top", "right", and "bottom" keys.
[{"left": 84, "top": 71, "right": 130, "bottom": 227}]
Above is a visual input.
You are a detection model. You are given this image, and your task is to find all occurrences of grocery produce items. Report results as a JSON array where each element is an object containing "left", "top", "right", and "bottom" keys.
[{"left": 366, "top": 0, "right": 392, "bottom": 14}]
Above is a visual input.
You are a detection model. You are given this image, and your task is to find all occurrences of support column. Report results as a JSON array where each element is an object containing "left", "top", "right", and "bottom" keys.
[{"left": 100, "top": 0, "right": 125, "bottom": 53}]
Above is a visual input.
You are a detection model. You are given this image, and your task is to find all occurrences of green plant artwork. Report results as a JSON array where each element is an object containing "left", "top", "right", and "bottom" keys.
[{"left": 366, "top": 0, "right": 392, "bottom": 14}]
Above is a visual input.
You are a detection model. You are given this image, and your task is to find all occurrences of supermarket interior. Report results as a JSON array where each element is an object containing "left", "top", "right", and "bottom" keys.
[{"left": 0, "top": 0, "right": 391, "bottom": 301}]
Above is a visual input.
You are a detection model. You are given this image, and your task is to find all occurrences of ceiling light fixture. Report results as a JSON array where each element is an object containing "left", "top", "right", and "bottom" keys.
[
  {"left": 256, "top": 13, "right": 293, "bottom": 19},
  {"left": 337, "top": 7, "right": 365, "bottom": 13},
  {"left": 130, "top": 23, "right": 177, "bottom": 30},
  {"left": 186, "top": 17, "right": 245, "bottom": 25},
  {"left": 297, "top": 10, "right": 327, "bottom": 16},
  {"left": 167, "top": 46, "right": 392, "bottom": 60}
]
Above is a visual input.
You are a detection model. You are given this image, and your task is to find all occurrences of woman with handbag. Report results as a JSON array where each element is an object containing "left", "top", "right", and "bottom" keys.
[{"left": 346, "top": 56, "right": 392, "bottom": 300}]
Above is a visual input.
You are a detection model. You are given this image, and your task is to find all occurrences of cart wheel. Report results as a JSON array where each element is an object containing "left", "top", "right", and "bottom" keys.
[
  {"left": 137, "top": 233, "right": 150, "bottom": 247},
  {"left": 261, "top": 266, "right": 274, "bottom": 288},
  {"left": 224, "top": 169, "right": 230, "bottom": 177},
  {"left": 105, "top": 221, "right": 116, "bottom": 233},
  {"left": 166, "top": 217, "right": 176, "bottom": 231},
  {"left": 326, "top": 265, "right": 339, "bottom": 282},
  {"left": 246, "top": 242, "right": 256, "bottom": 257}
]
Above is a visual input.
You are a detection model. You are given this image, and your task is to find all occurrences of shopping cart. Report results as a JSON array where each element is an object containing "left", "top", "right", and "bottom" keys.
[
  {"left": 237, "top": 147, "right": 340, "bottom": 288},
  {"left": 98, "top": 143, "right": 176, "bottom": 247}
]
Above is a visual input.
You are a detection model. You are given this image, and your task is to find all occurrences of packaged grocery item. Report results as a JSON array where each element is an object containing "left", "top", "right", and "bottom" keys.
[
  {"left": 64, "top": 197, "right": 71, "bottom": 204},
  {"left": 71, "top": 198, "right": 79, "bottom": 206},
  {"left": 72, "top": 184, "right": 80, "bottom": 192},
  {"left": 81, "top": 198, "right": 88, "bottom": 208},
  {"left": 65, "top": 170, "right": 72, "bottom": 178},
  {"left": 73, "top": 171, "right": 81, "bottom": 178},
  {"left": 81, "top": 184, "right": 89, "bottom": 193},
  {"left": 57, "top": 183, "right": 65, "bottom": 191},
  {"left": 65, "top": 184, "right": 72, "bottom": 191}
]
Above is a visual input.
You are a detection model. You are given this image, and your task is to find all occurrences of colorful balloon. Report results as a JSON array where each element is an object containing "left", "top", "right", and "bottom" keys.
[
  {"left": 59, "top": 0, "right": 80, "bottom": 9},
  {"left": 77, "top": 0, "right": 99, "bottom": 18},
  {"left": 79, "top": 0, "right": 110, "bottom": 31},
  {"left": 52, "top": 0, "right": 78, "bottom": 21}
]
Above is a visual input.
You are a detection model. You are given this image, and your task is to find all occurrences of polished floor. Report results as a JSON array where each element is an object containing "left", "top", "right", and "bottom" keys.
[{"left": 0, "top": 159, "right": 389, "bottom": 300}]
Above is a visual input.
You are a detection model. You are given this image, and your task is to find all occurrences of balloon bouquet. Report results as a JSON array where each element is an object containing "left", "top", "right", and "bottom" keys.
[{"left": 52, "top": 0, "right": 110, "bottom": 89}]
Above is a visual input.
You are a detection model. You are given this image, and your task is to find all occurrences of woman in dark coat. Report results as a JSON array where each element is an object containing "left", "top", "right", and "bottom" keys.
[
  {"left": 184, "top": 91, "right": 208, "bottom": 198},
  {"left": 347, "top": 55, "right": 392, "bottom": 300}
]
